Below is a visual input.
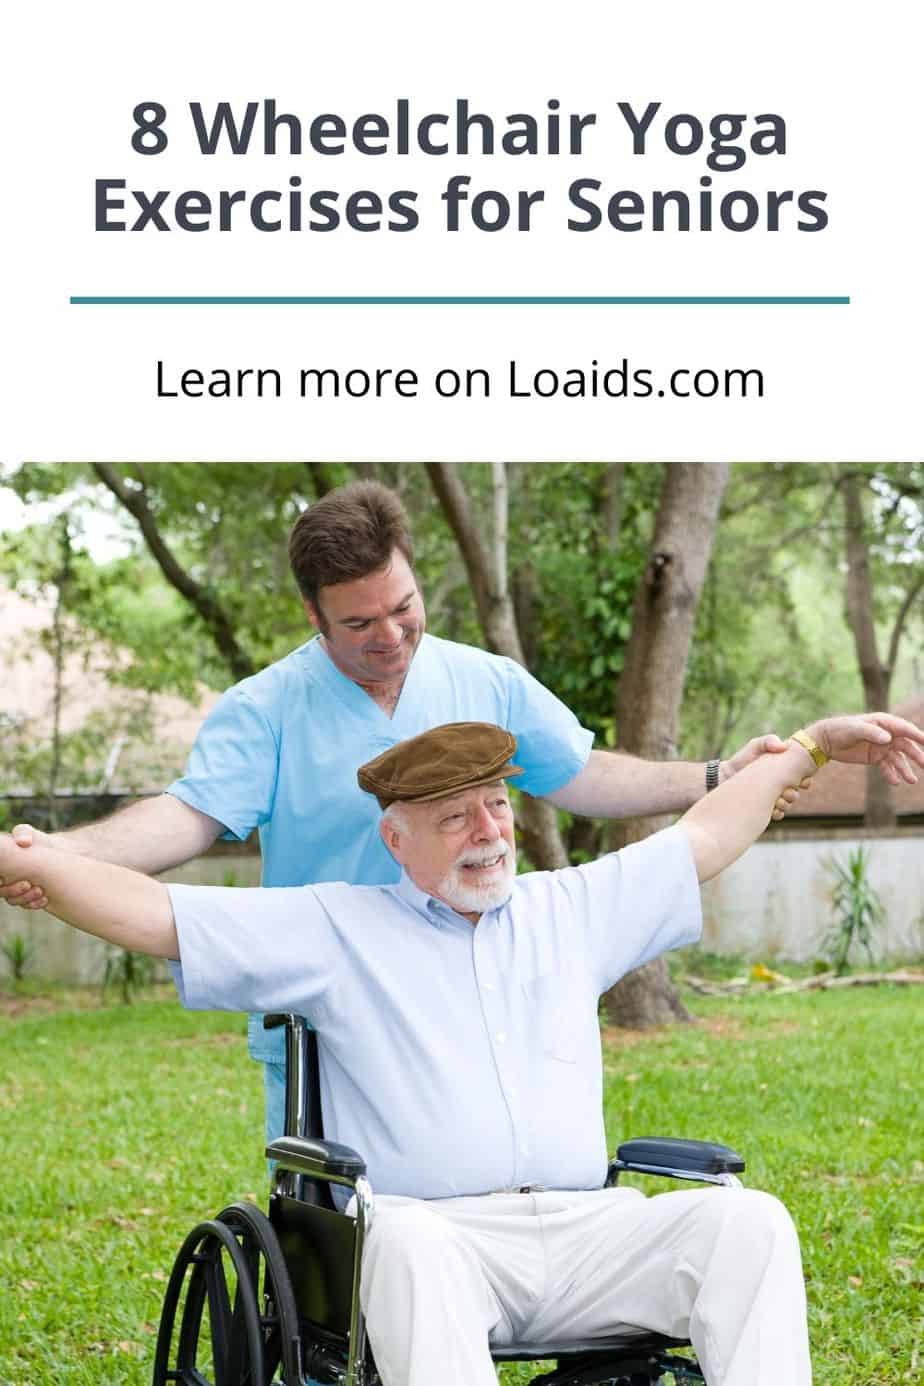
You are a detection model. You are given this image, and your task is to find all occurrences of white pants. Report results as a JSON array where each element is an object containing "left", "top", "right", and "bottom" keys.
[{"left": 360, "top": 1186, "right": 811, "bottom": 1386}]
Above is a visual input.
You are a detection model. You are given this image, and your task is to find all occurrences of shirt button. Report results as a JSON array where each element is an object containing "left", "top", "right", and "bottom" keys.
[
  {"left": 496, "top": 1031, "right": 507, "bottom": 1044},
  {"left": 521, "top": 1144, "right": 530, "bottom": 1156},
  {"left": 482, "top": 981, "right": 495, "bottom": 991}
]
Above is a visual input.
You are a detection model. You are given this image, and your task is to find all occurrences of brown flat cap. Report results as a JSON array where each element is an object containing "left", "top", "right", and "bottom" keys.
[{"left": 357, "top": 722, "right": 523, "bottom": 809}]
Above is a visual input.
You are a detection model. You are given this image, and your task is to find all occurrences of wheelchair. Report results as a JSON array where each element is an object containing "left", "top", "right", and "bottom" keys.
[{"left": 153, "top": 1013, "right": 746, "bottom": 1386}]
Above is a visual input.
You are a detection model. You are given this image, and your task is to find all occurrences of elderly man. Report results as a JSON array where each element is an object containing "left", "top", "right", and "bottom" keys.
[
  {"left": 3, "top": 712, "right": 923, "bottom": 1386},
  {"left": 1, "top": 479, "right": 809, "bottom": 1146}
]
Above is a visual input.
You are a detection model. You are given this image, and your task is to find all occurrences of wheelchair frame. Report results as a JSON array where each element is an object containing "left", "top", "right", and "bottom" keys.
[{"left": 153, "top": 1013, "right": 745, "bottom": 1386}]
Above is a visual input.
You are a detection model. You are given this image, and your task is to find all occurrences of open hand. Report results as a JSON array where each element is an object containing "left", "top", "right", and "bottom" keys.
[
  {"left": 806, "top": 712, "right": 924, "bottom": 785},
  {"left": 0, "top": 825, "right": 50, "bottom": 911}
]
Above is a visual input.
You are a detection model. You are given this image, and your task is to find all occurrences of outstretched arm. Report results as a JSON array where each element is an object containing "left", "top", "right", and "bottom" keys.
[
  {"left": 0, "top": 836, "right": 179, "bottom": 959},
  {"left": 0, "top": 794, "right": 222, "bottom": 911},
  {"left": 546, "top": 735, "right": 802, "bottom": 819},
  {"left": 680, "top": 712, "right": 924, "bottom": 882}
]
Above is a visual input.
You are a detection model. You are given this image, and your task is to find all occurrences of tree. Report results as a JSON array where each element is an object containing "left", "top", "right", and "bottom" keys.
[
  {"left": 0, "top": 511, "right": 170, "bottom": 814},
  {"left": 680, "top": 464, "right": 849, "bottom": 759},
  {"left": 839, "top": 466, "right": 924, "bottom": 826},
  {"left": 603, "top": 463, "right": 730, "bottom": 1029},
  {"left": 425, "top": 463, "right": 569, "bottom": 870}
]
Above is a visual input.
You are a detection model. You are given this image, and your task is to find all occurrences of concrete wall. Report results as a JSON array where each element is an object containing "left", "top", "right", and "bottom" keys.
[
  {"left": 701, "top": 834, "right": 924, "bottom": 963},
  {"left": 4, "top": 837, "right": 923, "bottom": 985}
]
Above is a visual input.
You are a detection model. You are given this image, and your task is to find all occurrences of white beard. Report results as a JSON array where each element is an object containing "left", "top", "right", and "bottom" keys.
[{"left": 436, "top": 842, "right": 516, "bottom": 915}]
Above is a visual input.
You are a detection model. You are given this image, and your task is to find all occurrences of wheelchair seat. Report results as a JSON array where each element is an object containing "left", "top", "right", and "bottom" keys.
[{"left": 153, "top": 1014, "right": 745, "bottom": 1386}]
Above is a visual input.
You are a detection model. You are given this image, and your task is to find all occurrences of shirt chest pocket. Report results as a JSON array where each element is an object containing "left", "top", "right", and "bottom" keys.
[{"left": 521, "top": 973, "right": 581, "bottom": 1064}]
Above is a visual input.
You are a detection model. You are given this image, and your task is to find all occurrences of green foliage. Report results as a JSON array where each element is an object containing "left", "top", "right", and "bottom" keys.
[
  {"left": 825, "top": 847, "right": 886, "bottom": 975},
  {"left": 101, "top": 947, "right": 158, "bottom": 1005},
  {"left": 4, "top": 461, "right": 923, "bottom": 779},
  {"left": 508, "top": 464, "right": 660, "bottom": 741},
  {"left": 681, "top": 465, "right": 852, "bottom": 756},
  {"left": 0, "top": 931, "right": 34, "bottom": 984},
  {"left": 425, "top": 463, "right": 661, "bottom": 741}
]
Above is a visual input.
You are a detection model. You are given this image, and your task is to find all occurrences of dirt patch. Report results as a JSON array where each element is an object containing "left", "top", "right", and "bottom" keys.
[
  {"left": 764, "top": 1019, "right": 803, "bottom": 1037},
  {"left": 601, "top": 1014, "right": 748, "bottom": 1046},
  {"left": 601, "top": 1014, "right": 800, "bottom": 1048},
  {"left": 699, "top": 1016, "right": 748, "bottom": 1040},
  {"left": 161, "top": 1032, "right": 243, "bottom": 1048},
  {"left": 0, "top": 983, "right": 177, "bottom": 1020},
  {"left": 0, "top": 991, "right": 89, "bottom": 1019}
]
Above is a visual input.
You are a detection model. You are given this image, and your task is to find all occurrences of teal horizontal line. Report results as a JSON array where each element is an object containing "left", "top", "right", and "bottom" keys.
[{"left": 70, "top": 294, "right": 850, "bottom": 306}]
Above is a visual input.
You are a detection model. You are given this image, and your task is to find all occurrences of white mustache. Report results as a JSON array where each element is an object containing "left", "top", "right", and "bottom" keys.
[{"left": 455, "top": 842, "right": 510, "bottom": 869}]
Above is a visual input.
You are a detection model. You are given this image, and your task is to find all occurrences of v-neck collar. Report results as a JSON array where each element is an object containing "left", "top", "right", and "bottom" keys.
[{"left": 306, "top": 634, "right": 425, "bottom": 733}]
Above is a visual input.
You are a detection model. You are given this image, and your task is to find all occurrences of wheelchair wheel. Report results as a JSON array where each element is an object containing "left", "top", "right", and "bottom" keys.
[
  {"left": 152, "top": 1202, "right": 301, "bottom": 1386},
  {"left": 218, "top": 1203, "right": 302, "bottom": 1385}
]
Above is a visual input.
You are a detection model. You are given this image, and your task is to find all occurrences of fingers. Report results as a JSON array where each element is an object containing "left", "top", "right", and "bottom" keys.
[
  {"left": 894, "top": 737, "right": 924, "bottom": 771},
  {"left": 0, "top": 828, "right": 49, "bottom": 909},
  {"left": 879, "top": 747, "right": 918, "bottom": 786},
  {"left": 898, "top": 751, "right": 920, "bottom": 784},
  {"left": 868, "top": 712, "right": 924, "bottom": 745},
  {"left": 771, "top": 775, "right": 812, "bottom": 821},
  {"left": 0, "top": 878, "right": 32, "bottom": 900},
  {"left": 870, "top": 740, "right": 921, "bottom": 785},
  {"left": 726, "top": 733, "right": 787, "bottom": 776},
  {"left": 0, "top": 880, "right": 47, "bottom": 909}
]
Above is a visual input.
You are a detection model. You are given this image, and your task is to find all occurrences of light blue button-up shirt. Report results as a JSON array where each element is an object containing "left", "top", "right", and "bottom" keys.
[
  {"left": 169, "top": 825, "right": 700, "bottom": 1201},
  {"left": 165, "top": 633, "right": 594, "bottom": 1065}
]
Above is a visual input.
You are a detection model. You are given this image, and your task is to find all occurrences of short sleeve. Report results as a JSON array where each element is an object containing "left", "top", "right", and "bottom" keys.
[
  {"left": 502, "top": 660, "right": 594, "bottom": 797},
  {"left": 168, "top": 882, "right": 342, "bottom": 1016},
  {"left": 166, "top": 690, "right": 279, "bottom": 841},
  {"left": 524, "top": 825, "right": 702, "bottom": 993}
]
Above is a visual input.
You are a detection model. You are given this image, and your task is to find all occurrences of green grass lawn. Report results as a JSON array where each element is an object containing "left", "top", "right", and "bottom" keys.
[{"left": 0, "top": 979, "right": 921, "bottom": 1384}]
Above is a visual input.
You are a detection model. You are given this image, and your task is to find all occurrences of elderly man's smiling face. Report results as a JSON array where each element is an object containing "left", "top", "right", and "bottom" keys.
[{"left": 379, "top": 782, "right": 517, "bottom": 923}]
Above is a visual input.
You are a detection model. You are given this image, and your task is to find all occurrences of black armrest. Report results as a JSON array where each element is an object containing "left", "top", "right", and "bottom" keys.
[
  {"left": 267, "top": 1135, "right": 366, "bottom": 1185},
  {"left": 607, "top": 1137, "right": 745, "bottom": 1186}
]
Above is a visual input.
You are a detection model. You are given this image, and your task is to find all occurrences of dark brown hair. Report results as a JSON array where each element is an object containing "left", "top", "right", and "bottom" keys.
[{"left": 288, "top": 481, "right": 415, "bottom": 606}]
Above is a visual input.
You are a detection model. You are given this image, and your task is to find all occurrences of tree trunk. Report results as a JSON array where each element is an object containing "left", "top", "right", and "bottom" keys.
[
  {"left": 603, "top": 463, "right": 730, "bottom": 1029},
  {"left": 302, "top": 462, "right": 339, "bottom": 498},
  {"left": 842, "top": 474, "right": 895, "bottom": 828},
  {"left": 426, "top": 462, "right": 568, "bottom": 869},
  {"left": 599, "top": 463, "right": 627, "bottom": 553},
  {"left": 46, "top": 518, "right": 73, "bottom": 832},
  {"left": 92, "top": 463, "right": 256, "bottom": 682}
]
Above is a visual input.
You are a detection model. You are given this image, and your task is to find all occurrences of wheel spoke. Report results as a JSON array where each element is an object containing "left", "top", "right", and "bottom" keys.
[
  {"left": 177, "top": 1371, "right": 214, "bottom": 1386},
  {"left": 202, "top": 1244, "right": 234, "bottom": 1381},
  {"left": 227, "top": 1260, "right": 257, "bottom": 1384}
]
